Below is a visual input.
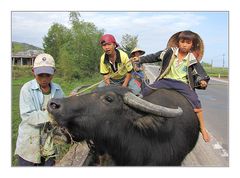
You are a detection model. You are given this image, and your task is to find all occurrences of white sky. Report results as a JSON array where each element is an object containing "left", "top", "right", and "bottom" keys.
[
  {"left": 12, "top": 11, "right": 228, "bottom": 67},
  {"left": 1, "top": 0, "right": 240, "bottom": 178}
]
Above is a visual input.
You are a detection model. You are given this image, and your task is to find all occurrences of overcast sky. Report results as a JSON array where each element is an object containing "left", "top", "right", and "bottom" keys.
[{"left": 12, "top": 11, "right": 228, "bottom": 67}]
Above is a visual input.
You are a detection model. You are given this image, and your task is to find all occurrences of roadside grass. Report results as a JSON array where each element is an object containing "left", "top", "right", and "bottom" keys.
[
  {"left": 204, "top": 67, "right": 228, "bottom": 78},
  {"left": 12, "top": 68, "right": 102, "bottom": 166}
]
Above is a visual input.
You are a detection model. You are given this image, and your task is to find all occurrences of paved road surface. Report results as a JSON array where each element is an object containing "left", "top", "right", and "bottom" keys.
[{"left": 197, "top": 78, "right": 229, "bottom": 151}]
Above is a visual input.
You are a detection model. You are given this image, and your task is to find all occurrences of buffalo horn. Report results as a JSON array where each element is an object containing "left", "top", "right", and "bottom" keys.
[{"left": 123, "top": 92, "right": 183, "bottom": 118}]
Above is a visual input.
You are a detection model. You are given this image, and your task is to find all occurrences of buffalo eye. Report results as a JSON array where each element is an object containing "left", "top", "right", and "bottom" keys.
[{"left": 105, "top": 95, "right": 114, "bottom": 103}]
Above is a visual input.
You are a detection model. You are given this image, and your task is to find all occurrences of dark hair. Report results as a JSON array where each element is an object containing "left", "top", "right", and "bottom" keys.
[
  {"left": 178, "top": 30, "right": 198, "bottom": 50},
  {"left": 167, "top": 30, "right": 204, "bottom": 60}
]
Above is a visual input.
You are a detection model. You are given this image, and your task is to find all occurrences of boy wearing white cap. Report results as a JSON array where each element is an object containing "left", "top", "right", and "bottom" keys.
[{"left": 15, "top": 53, "right": 65, "bottom": 166}]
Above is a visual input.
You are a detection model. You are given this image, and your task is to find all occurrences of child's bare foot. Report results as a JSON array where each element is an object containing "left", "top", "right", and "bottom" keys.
[{"left": 200, "top": 129, "right": 210, "bottom": 142}]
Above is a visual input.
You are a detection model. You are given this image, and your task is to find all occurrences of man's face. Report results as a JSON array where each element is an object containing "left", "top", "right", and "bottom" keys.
[
  {"left": 101, "top": 42, "right": 116, "bottom": 55},
  {"left": 178, "top": 39, "right": 193, "bottom": 53},
  {"left": 35, "top": 73, "right": 53, "bottom": 88}
]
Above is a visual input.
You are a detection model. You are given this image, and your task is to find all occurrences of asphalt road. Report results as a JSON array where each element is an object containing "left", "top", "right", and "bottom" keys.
[
  {"left": 144, "top": 64, "right": 229, "bottom": 166},
  {"left": 197, "top": 78, "right": 229, "bottom": 151}
]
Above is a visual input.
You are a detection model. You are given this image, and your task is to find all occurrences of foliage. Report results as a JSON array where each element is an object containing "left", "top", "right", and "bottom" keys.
[
  {"left": 43, "top": 12, "right": 104, "bottom": 81},
  {"left": 12, "top": 66, "right": 33, "bottom": 80},
  {"left": 69, "top": 11, "right": 81, "bottom": 25},
  {"left": 204, "top": 67, "right": 228, "bottom": 77},
  {"left": 120, "top": 34, "right": 138, "bottom": 57},
  {"left": 199, "top": 62, "right": 228, "bottom": 77},
  {"left": 42, "top": 23, "right": 71, "bottom": 65}
]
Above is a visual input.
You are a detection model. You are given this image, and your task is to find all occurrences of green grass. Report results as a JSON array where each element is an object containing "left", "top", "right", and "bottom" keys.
[
  {"left": 12, "top": 68, "right": 102, "bottom": 166},
  {"left": 204, "top": 67, "right": 228, "bottom": 77}
]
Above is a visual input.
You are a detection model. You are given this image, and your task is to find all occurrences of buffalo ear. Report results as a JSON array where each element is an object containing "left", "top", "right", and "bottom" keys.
[{"left": 133, "top": 115, "right": 167, "bottom": 133}]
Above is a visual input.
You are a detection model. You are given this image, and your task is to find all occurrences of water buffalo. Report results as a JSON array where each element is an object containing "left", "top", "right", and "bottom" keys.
[{"left": 47, "top": 86, "right": 199, "bottom": 166}]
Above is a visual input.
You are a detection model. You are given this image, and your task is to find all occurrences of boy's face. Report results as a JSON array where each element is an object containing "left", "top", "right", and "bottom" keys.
[
  {"left": 35, "top": 73, "right": 53, "bottom": 88},
  {"left": 133, "top": 51, "right": 141, "bottom": 57},
  {"left": 178, "top": 39, "right": 193, "bottom": 53},
  {"left": 101, "top": 42, "right": 116, "bottom": 56}
]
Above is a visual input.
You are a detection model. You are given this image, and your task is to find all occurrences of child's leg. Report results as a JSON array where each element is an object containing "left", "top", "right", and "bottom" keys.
[
  {"left": 142, "top": 79, "right": 172, "bottom": 96},
  {"left": 194, "top": 109, "right": 210, "bottom": 142},
  {"left": 167, "top": 80, "right": 210, "bottom": 142}
]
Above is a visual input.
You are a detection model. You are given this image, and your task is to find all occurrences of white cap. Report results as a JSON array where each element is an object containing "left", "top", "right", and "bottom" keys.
[{"left": 33, "top": 53, "right": 55, "bottom": 75}]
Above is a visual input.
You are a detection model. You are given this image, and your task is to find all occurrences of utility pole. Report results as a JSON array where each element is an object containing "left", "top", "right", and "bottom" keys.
[{"left": 222, "top": 54, "right": 225, "bottom": 68}]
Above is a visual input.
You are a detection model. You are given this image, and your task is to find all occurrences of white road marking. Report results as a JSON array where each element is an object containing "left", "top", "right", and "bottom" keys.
[{"left": 211, "top": 137, "right": 229, "bottom": 158}]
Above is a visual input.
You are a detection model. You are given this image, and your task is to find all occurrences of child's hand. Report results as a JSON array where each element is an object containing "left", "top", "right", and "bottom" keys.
[{"left": 200, "top": 80, "right": 207, "bottom": 88}]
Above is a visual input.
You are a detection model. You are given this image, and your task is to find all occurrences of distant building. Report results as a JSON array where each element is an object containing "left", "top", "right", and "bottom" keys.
[{"left": 12, "top": 50, "right": 44, "bottom": 66}]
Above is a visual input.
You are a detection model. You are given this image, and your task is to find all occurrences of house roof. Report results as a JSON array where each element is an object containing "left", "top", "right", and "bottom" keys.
[{"left": 12, "top": 50, "right": 44, "bottom": 58}]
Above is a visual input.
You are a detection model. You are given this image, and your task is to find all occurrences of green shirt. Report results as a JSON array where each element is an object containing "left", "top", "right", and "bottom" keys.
[{"left": 164, "top": 49, "right": 189, "bottom": 84}]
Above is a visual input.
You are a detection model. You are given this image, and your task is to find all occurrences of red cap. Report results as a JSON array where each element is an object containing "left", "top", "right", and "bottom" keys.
[{"left": 99, "top": 34, "right": 119, "bottom": 47}]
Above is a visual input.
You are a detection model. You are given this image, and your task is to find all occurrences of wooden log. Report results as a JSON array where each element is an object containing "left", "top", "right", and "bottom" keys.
[{"left": 55, "top": 141, "right": 90, "bottom": 166}]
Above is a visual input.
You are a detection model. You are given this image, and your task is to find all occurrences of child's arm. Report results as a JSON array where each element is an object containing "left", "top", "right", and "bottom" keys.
[
  {"left": 139, "top": 51, "right": 162, "bottom": 64},
  {"left": 193, "top": 63, "right": 210, "bottom": 89}
]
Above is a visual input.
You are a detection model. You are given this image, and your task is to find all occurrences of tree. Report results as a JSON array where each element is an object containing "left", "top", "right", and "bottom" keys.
[
  {"left": 58, "top": 42, "right": 76, "bottom": 79},
  {"left": 69, "top": 11, "right": 81, "bottom": 25},
  {"left": 43, "top": 23, "right": 70, "bottom": 64},
  {"left": 43, "top": 12, "right": 104, "bottom": 80},
  {"left": 66, "top": 13, "right": 104, "bottom": 78},
  {"left": 120, "top": 34, "right": 138, "bottom": 57}
]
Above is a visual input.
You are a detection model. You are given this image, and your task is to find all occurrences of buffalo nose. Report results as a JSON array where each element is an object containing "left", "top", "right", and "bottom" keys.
[{"left": 48, "top": 99, "right": 61, "bottom": 110}]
